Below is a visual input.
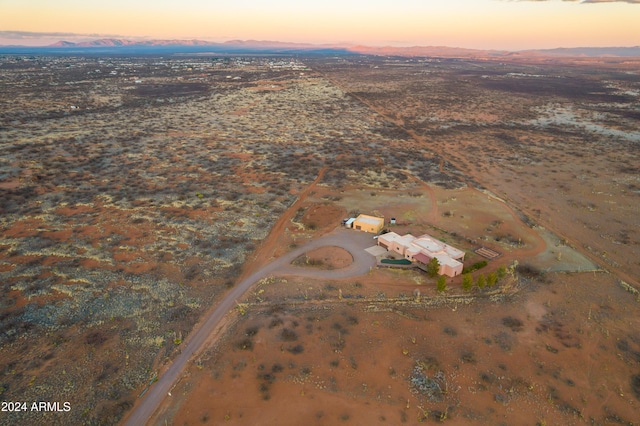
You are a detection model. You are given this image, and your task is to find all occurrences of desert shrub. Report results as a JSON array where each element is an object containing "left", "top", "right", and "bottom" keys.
[
  {"left": 183, "top": 265, "right": 200, "bottom": 281},
  {"left": 349, "top": 356, "right": 358, "bottom": 370},
  {"left": 269, "top": 317, "right": 284, "bottom": 328},
  {"left": 96, "top": 362, "right": 120, "bottom": 382},
  {"left": 346, "top": 316, "right": 358, "bottom": 325},
  {"left": 502, "top": 316, "right": 524, "bottom": 332},
  {"left": 245, "top": 326, "right": 259, "bottom": 336},
  {"left": 516, "top": 264, "right": 544, "bottom": 280},
  {"left": 461, "top": 351, "right": 476, "bottom": 364},
  {"left": 259, "top": 373, "right": 275, "bottom": 384},
  {"left": 96, "top": 399, "right": 134, "bottom": 425},
  {"left": 85, "top": 331, "right": 108, "bottom": 347},
  {"left": 235, "top": 337, "right": 253, "bottom": 351},
  {"left": 443, "top": 327, "right": 457, "bottom": 337},
  {"left": 332, "top": 322, "right": 349, "bottom": 334},
  {"left": 280, "top": 328, "right": 298, "bottom": 342},
  {"left": 631, "top": 374, "right": 640, "bottom": 401},
  {"left": 166, "top": 306, "right": 191, "bottom": 322},
  {"left": 287, "top": 344, "right": 304, "bottom": 354}
]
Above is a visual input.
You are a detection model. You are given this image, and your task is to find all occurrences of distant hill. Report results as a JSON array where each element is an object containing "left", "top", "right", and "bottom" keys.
[
  {"left": 50, "top": 38, "right": 215, "bottom": 48},
  {"left": 0, "top": 38, "right": 638, "bottom": 58},
  {"left": 347, "top": 45, "right": 508, "bottom": 58},
  {"left": 347, "top": 44, "right": 640, "bottom": 58},
  {"left": 519, "top": 46, "right": 640, "bottom": 58}
]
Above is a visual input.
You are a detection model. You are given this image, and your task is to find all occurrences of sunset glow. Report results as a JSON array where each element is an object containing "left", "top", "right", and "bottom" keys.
[{"left": 0, "top": 0, "right": 638, "bottom": 49}]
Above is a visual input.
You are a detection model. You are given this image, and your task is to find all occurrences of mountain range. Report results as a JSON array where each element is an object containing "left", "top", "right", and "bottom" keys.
[{"left": 1, "top": 38, "right": 639, "bottom": 58}]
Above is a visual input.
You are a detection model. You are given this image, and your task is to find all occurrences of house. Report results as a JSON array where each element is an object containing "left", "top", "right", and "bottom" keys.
[
  {"left": 377, "top": 232, "right": 464, "bottom": 277},
  {"left": 352, "top": 214, "right": 384, "bottom": 233}
]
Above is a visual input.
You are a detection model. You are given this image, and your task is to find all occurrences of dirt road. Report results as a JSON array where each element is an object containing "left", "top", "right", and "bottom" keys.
[{"left": 123, "top": 228, "right": 376, "bottom": 426}]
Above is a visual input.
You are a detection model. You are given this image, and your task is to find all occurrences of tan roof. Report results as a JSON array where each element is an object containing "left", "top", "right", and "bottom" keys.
[{"left": 355, "top": 215, "right": 384, "bottom": 226}]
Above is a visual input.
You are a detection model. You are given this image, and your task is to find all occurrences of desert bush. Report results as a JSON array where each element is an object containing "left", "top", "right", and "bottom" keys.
[
  {"left": 235, "top": 337, "right": 253, "bottom": 351},
  {"left": 183, "top": 265, "right": 200, "bottom": 281},
  {"left": 516, "top": 264, "right": 546, "bottom": 281},
  {"left": 443, "top": 327, "right": 457, "bottom": 337},
  {"left": 461, "top": 351, "right": 477, "bottom": 364},
  {"left": 502, "top": 316, "right": 524, "bottom": 332},
  {"left": 631, "top": 374, "right": 640, "bottom": 401},
  {"left": 280, "top": 328, "right": 298, "bottom": 342},
  {"left": 269, "top": 317, "right": 284, "bottom": 328},
  {"left": 287, "top": 344, "right": 304, "bottom": 354},
  {"left": 85, "top": 331, "right": 108, "bottom": 347},
  {"left": 346, "top": 316, "right": 358, "bottom": 325},
  {"left": 245, "top": 326, "right": 259, "bottom": 336}
]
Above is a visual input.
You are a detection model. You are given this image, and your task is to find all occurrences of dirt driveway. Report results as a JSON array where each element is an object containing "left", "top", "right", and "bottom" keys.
[{"left": 124, "top": 228, "right": 376, "bottom": 426}]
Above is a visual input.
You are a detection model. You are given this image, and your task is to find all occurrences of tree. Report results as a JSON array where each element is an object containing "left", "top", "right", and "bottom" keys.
[
  {"left": 462, "top": 273, "right": 473, "bottom": 292},
  {"left": 496, "top": 265, "right": 507, "bottom": 280},
  {"left": 476, "top": 273, "right": 486, "bottom": 289},
  {"left": 487, "top": 272, "right": 497, "bottom": 287},
  {"left": 426, "top": 257, "right": 440, "bottom": 278},
  {"left": 437, "top": 275, "right": 447, "bottom": 293}
]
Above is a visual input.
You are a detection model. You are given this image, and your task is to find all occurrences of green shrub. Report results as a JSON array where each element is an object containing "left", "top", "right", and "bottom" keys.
[
  {"left": 427, "top": 258, "right": 440, "bottom": 278},
  {"left": 487, "top": 272, "right": 497, "bottom": 287},
  {"left": 476, "top": 273, "right": 486, "bottom": 289},
  {"left": 462, "top": 274, "right": 473, "bottom": 292},
  {"left": 462, "top": 260, "right": 488, "bottom": 274},
  {"left": 381, "top": 258, "right": 412, "bottom": 265}
]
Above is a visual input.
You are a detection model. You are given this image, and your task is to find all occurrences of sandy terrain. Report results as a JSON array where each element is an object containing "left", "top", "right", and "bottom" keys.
[{"left": 162, "top": 262, "right": 640, "bottom": 425}]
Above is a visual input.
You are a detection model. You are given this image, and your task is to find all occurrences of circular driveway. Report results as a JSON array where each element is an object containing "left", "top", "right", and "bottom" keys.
[{"left": 124, "top": 228, "right": 377, "bottom": 426}]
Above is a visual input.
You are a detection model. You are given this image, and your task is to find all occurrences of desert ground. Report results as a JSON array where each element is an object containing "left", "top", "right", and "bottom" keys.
[{"left": 0, "top": 54, "right": 638, "bottom": 425}]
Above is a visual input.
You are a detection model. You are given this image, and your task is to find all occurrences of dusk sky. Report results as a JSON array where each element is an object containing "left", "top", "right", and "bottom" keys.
[{"left": 0, "top": 0, "right": 638, "bottom": 50}]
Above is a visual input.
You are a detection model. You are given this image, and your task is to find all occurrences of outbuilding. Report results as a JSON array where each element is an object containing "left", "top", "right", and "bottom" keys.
[{"left": 353, "top": 214, "right": 384, "bottom": 233}]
